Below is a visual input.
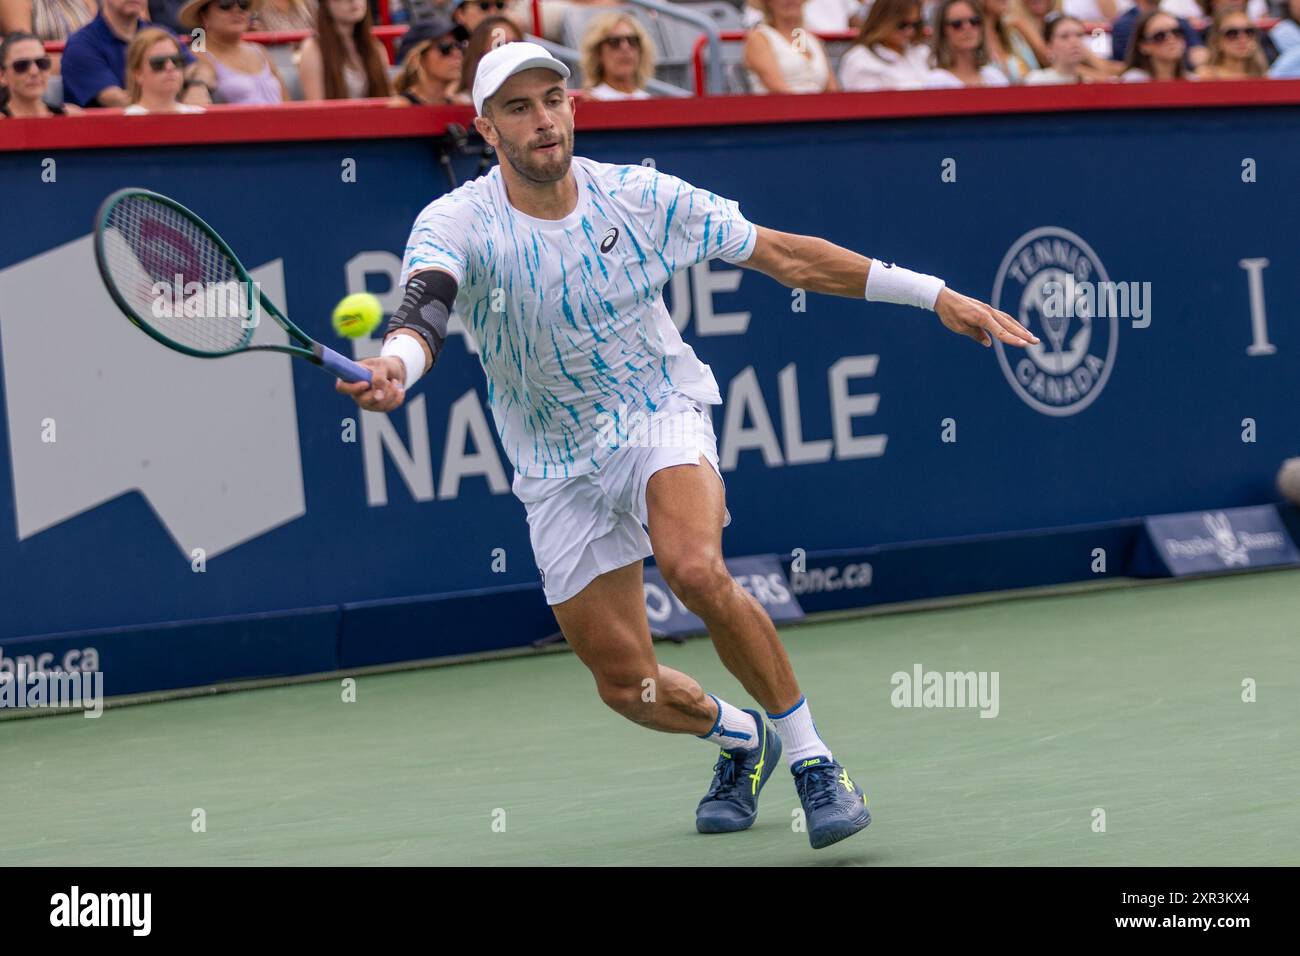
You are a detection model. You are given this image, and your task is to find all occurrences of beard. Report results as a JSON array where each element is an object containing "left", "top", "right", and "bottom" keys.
[{"left": 495, "top": 125, "right": 574, "bottom": 185}]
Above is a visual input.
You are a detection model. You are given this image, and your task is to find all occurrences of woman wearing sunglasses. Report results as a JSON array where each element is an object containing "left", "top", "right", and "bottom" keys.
[
  {"left": 181, "top": 0, "right": 288, "bottom": 104},
  {"left": 839, "top": 0, "right": 932, "bottom": 90},
  {"left": 581, "top": 12, "right": 655, "bottom": 100},
  {"left": 391, "top": 13, "right": 468, "bottom": 106},
  {"left": 927, "top": 0, "right": 1011, "bottom": 86},
  {"left": 0, "top": 32, "right": 79, "bottom": 116},
  {"left": 122, "top": 27, "right": 205, "bottom": 112},
  {"left": 1196, "top": 6, "right": 1267, "bottom": 79},
  {"left": 1121, "top": 9, "right": 1191, "bottom": 80}
]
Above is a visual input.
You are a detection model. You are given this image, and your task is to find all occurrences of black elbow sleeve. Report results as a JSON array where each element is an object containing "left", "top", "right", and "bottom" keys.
[{"left": 385, "top": 270, "right": 458, "bottom": 366}]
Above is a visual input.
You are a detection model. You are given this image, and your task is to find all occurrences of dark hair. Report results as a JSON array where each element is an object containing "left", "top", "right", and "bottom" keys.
[
  {"left": 1, "top": 31, "right": 42, "bottom": 69},
  {"left": 1, "top": 33, "right": 45, "bottom": 112},
  {"left": 1042, "top": 11, "right": 1082, "bottom": 44},
  {"left": 1124, "top": 10, "right": 1187, "bottom": 77},
  {"left": 462, "top": 15, "right": 523, "bottom": 94},
  {"left": 315, "top": 2, "right": 390, "bottom": 98},
  {"left": 854, "top": 0, "right": 924, "bottom": 51}
]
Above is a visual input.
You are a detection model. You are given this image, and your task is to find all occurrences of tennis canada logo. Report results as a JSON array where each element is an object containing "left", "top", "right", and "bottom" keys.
[{"left": 991, "top": 227, "right": 1118, "bottom": 416}]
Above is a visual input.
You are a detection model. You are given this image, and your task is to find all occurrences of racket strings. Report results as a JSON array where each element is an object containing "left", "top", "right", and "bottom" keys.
[{"left": 102, "top": 196, "right": 254, "bottom": 355}]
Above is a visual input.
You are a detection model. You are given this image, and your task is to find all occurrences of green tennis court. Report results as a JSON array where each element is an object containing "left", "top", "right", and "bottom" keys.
[{"left": 4, "top": 570, "right": 1297, "bottom": 867}]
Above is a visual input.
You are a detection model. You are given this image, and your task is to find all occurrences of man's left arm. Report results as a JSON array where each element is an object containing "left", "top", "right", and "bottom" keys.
[{"left": 739, "top": 225, "right": 1039, "bottom": 349}]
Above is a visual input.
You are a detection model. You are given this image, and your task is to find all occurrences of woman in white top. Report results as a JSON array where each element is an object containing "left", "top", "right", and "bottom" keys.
[
  {"left": 1023, "top": 12, "right": 1091, "bottom": 82},
  {"left": 838, "top": 0, "right": 932, "bottom": 90},
  {"left": 744, "top": 0, "right": 838, "bottom": 93},
  {"left": 580, "top": 11, "right": 655, "bottom": 100},
  {"left": 123, "top": 28, "right": 206, "bottom": 114},
  {"left": 927, "top": 0, "right": 1012, "bottom": 86}
]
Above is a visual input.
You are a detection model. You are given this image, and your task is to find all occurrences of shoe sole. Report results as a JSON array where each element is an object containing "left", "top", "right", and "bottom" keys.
[{"left": 810, "top": 805, "right": 872, "bottom": 849}]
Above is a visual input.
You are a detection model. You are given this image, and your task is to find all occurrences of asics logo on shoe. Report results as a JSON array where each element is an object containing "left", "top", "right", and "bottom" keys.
[{"left": 839, "top": 770, "right": 854, "bottom": 792}]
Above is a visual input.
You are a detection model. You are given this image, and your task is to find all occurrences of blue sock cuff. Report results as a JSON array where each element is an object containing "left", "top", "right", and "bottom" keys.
[
  {"left": 697, "top": 693, "right": 724, "bottom": 740},
  {"left": 766, "top": 695, "right": 806, "bottom": 721}
]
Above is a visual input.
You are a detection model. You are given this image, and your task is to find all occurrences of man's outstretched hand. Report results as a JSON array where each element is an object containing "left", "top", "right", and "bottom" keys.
[
  {"left": 936, "top": 288, "right": 1039, "bottom": 349},
  {"left": 335, "top": 356, "right": 407, "bottom": 412}
]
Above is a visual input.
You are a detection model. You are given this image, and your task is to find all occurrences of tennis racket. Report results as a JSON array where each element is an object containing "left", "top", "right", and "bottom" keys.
[{"left": 93, "top": 188, "right": 373, "bottom": 384}]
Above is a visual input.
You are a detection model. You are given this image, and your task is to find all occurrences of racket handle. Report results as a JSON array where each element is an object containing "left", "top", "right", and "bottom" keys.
[{"left": 316, "top": 345, "right": 374, "bottom": 384}]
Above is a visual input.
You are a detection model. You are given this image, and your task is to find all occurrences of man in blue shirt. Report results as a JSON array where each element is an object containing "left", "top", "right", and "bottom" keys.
[
  {"left": 1110, "top": 0, "right": 1205, "bottom": 67},
  {"left": 62, "top": 0, "right": 195, "bottom": 108}
]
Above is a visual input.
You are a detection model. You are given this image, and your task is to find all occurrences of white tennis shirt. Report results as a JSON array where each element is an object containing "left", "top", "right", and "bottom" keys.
[{"left": 400, "top": 156, "right": 758, "bottom": 478}]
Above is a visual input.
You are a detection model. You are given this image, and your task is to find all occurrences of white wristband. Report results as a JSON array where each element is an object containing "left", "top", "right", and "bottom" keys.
[
  {"left": 380, "top": 333, "right": 428, "bottom": 391},
  {"left": 864, "top": 259, "right": 946, "bottom": 311}
]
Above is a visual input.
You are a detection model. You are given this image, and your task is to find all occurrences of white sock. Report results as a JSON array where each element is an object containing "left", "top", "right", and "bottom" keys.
[
  {"left": 768, "top": 696, "right": 831, "bottom": 767},
  {"left": 699, "top": 694, "right": 758, "bottom": 752}
]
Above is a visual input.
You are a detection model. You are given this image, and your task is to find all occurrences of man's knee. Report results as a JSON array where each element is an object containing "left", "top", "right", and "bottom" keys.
[
  {"left": 595, "top": 674, "right": 656, "bottom": 725},
  {"left": 660, "top": 554, "right": 732, "bottom": 615}
]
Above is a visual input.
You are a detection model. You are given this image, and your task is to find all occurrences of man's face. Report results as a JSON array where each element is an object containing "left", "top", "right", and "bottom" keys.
[
  {"left": 107, "top": 0, "right": 146, "bottom": 19},
  {"left": 476, "top": 69, "right": 574, "bottom": 186}
]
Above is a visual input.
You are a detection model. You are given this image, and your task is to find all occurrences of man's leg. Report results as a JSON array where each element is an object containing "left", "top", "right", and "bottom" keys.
[
  {"left": 550, "top": 559, "right": 715, "bottom": 735},
  {"left": 644, "top": 456, "right": 799, "bottom": 715},
  {"left": 646, "top": 456, "right": 872, "bottom": 848}
]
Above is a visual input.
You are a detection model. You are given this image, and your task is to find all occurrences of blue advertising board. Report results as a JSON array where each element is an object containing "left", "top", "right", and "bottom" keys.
[{"left": 2, "top": 99, "right": 1298, "bottom": 695}]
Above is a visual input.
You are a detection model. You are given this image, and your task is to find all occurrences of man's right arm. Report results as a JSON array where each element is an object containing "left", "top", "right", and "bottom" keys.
[{"left": 335, "top": 269, "right": 456, "bottom": 412}]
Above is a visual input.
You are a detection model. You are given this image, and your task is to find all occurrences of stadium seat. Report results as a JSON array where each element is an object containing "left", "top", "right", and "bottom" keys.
[
  {"left": 280, "top": 63, "right": 303, "bottom": 101},
  {"left": 45, "top": 74, "right": 64, "bottom": 109}
]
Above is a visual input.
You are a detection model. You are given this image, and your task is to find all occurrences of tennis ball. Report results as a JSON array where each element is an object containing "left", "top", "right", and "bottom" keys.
[
  {"left": 1278, "top": 457, "right": 1300, "bottom": 506},
  {"left": 332, "top": 293, "right": 383, "bottom": 339}
]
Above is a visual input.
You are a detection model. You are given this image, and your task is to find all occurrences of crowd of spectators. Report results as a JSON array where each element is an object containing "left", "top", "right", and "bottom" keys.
[{"left": 2, "top": 0, "right": 1299, "bottom": 119}]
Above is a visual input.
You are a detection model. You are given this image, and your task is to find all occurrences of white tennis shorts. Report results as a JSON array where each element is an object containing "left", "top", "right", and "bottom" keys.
[{"left": 512, "top": 390, "right": 730, "bottom": 605}]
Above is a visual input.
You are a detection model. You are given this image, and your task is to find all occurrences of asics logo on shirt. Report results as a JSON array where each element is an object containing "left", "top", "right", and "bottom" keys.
[{"left": 599, "top": 227, "right": 619, "bottom": 253}]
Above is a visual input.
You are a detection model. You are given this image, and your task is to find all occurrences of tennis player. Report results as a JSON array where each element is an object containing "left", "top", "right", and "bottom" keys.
[{"left": 339, "top": 42, "right": 1038, "bottom": 849}]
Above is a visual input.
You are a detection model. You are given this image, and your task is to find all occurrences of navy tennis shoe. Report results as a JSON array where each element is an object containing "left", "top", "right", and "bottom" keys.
[
  {"left": 793, "top": 755, "right": 871, "bottom": 849},
  {"left": 695, "top": 709, "right": 782, "bottom": 833}
]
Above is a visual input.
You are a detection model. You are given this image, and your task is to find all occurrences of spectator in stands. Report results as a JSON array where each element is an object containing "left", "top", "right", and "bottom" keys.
[
  {"left": 0, "top": 31, "right": 79, "bottom": 114},
  {"left": 1110, "top": 0, "right": 1204, "bottom": 70},
  {"left": 123, "top": 26, "right": 206, "bottom": 110},
  {"left": 745, "top": 0, "right": 837, "bottom": 92},
  {"left": 461, "top": 13, "right": 520, "bottom": 97},
  {"left": 1270, "top": 0, "right": 1300, "bottom": 75},
  {"left": 391, "top": 11, "right": 467, "bottom": 104},
  {"left": 1121, "top": 10, "right": 1191, "bottom": 79},
  {"left": 1196, "top": 5, "right": 1267, "bottom": 78},
  {"left": 0, "top": 0, "right": 97, "bottom": 45},
  {"left": 299, "top": 0, "right": 391, "bottom": 98},
  {"left": 454, "top": 0, "right": 524, "bottom": 35},
  {"left": 1008, "top": 0, "right": 1058, "bottom": 66},
  {"left": 1023, "top": 10, "right": 1091, "bottom": 80},
  {"left": 580, "top": 11, "right": 654, "bottom": 99},
  {"left": 983, "top": 0, "right": 1034, "bottom": 82},
  {"left": 184, "top": 0, "right": 289, "bottom": 103},
  {"left": 61, "top": 0, "right": 195, "bottom": 107},
  {"left": 256, "top": 0, "right": 318, "bottom": 31},
  {"left": 1181, "top": 0, "right": 1268, "bottom": 24},
  {"left": 838, "top": 0, "right": 931, "bottom": 89},
  {"left": 927, "top": 0, "right": 1011, "bottom": 84}
]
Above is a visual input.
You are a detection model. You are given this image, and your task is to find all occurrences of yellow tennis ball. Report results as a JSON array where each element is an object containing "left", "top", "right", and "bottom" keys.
[{"left": 332, "top": 293, "right": 383, "bottom": 339}]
